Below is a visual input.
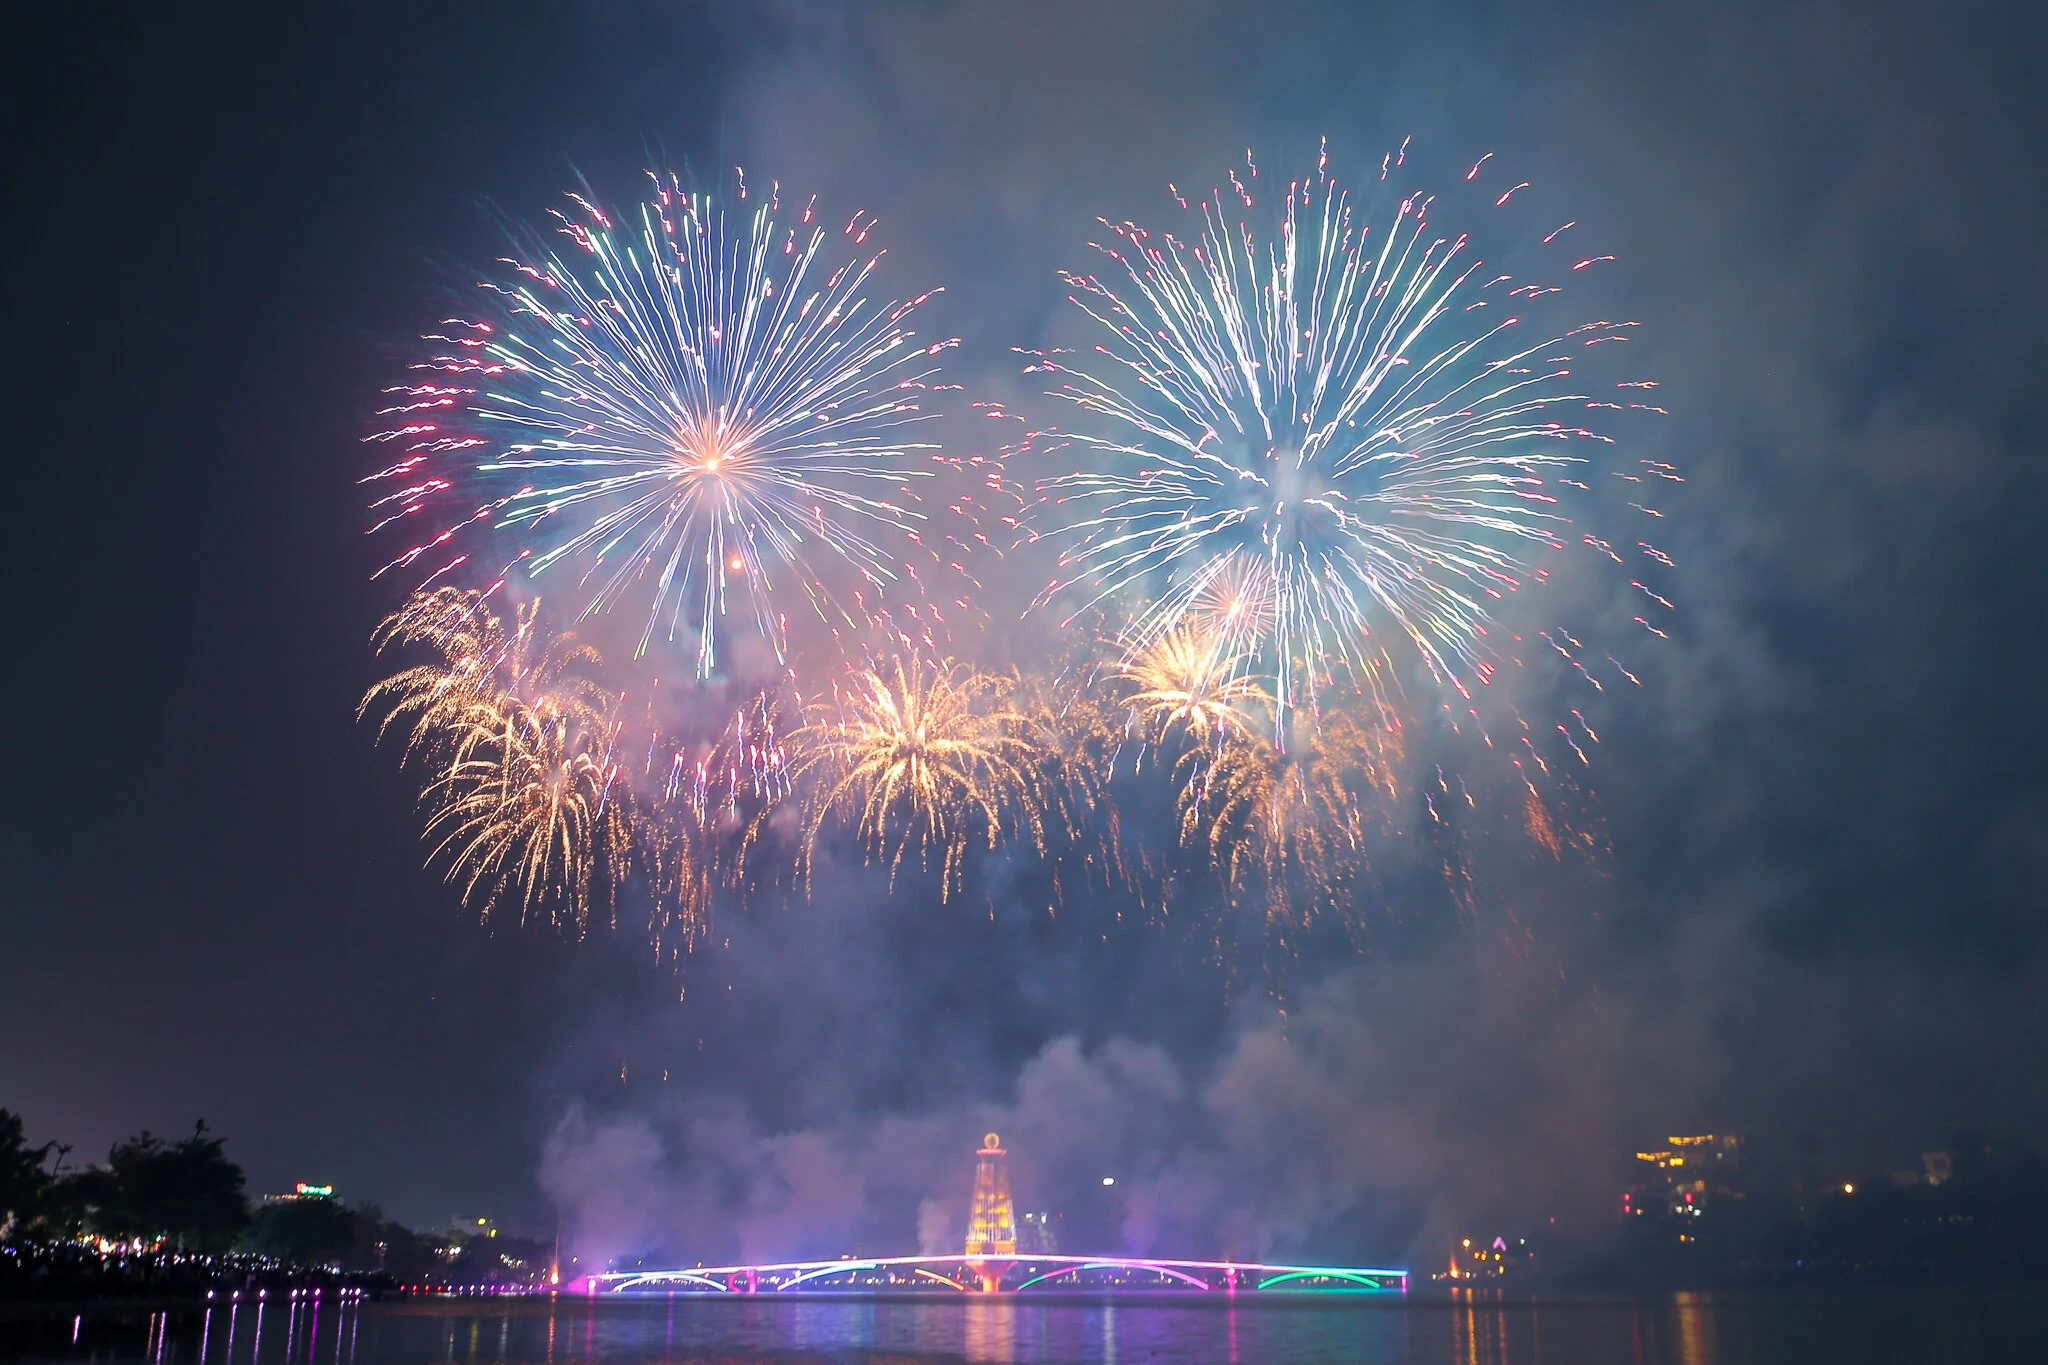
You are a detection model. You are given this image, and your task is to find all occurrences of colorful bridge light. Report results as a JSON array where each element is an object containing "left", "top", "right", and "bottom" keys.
[{"left": 586, "top": 1253, "right": 1404, "bottom": 1296}]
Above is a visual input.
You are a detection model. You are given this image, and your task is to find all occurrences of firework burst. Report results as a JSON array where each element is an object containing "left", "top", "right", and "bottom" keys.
[
  {"left": 366, "top": 171, "right": 957, "bottom": 676},
  {"left": 360, "top": 587, "right": 608, "bottom": 765},
  {"left": 422, "top": 709, "right": 635, "bottom": 932},
  {"left": 1112, "top": 625, "right": 1269, "bottom": 745},
  {"left": 790, "top": 656, "right": 1049, "bottom": 899},
  {"left": 1028, "top": 145, "right": 1655, "bottom": 737},
  {"left": 363, "top": 590, "right": 702, "bottom": 938}
]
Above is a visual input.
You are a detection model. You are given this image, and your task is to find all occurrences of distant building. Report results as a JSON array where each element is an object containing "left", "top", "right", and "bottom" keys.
[
  {"left": 1446, "top": 1234, "right": 1533, "bottom": 1280},
  {"left": 1625, "top": 1134, "right": 1745, "bottom": 1220},
  {"left": 1016, "top": 1210, "right": 1059, "bottom": 1255},
  {"left": 260, "top": 1182, "right": 336, "bottom": 1206}
]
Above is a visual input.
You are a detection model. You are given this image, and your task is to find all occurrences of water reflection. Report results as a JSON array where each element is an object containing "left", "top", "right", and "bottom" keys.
[
  {"left": 1673, "top": 1292, "right": 1718, "bottom": 1365},
  {"left": 961, "top": 1298, "right": 1014, "bottom": 1362},
  {"left": 6, "top": 1287, "right": 2045, "bottom": 1365},
  {"left": 98, "top": 1297, "right": 374, "bottom": 1365},
  {"left": 1452, "top": 1287, "right": 1509, "bottom": 1365}
]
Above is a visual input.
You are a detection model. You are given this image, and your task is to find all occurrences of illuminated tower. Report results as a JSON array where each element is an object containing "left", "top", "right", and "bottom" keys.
[{"left": 964, "top": 1132, "right": 1017, "bottom": 1256}]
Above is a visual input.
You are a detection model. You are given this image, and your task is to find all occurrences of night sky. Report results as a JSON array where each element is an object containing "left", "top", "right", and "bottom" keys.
[{"left": 7, "top": 2, "right": 2046, "bottom": 1266}]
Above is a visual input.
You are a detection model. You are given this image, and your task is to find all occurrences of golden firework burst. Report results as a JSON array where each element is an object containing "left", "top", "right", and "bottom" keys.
[
  {"left": 360, "top": 588, "right": 606, "bottom": 767},
  {"left": 791, "top": 656, "right": 1048, "bottom": 898},
  {"left": 423, "top": 710, "right": 632, "bottom": 931},
  {"left": 364, "top": 589, "right": 703, "bottom": 940},
  {"left": 1113, "top": 626, "right": 1268, "bottom": 744}
]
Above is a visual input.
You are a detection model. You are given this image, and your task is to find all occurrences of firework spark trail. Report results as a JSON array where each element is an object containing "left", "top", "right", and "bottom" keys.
[
  {"left": 366, "top": 171, "right": 958, "bottom": 677},
  {"left": 1028, "top": 145, "right": 1650, "bottom": 739},
  {"left": 1016, "top": 669, "right": 1152, "bottom": 904},
  {"left": 686, "top": 695, "right": 797, "bottom": 833},
  {"left": 1172, "top": 703, "right": 1404, "bottom": 924},
  {"left": 646, "top": 686, "right": 803, "bottom": 896},
  {"left": 788, "top": 656, "right": 1051, "bottom": 900}
]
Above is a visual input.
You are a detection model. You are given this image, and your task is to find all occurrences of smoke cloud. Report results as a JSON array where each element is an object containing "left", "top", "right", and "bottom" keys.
[
  {"left": 515, "top": 0, "right": 2048, "bottom": 1272},
  {"left": 539, "top": 931, "right": 1716, "bottom": 1271},
  {"left": 10, "top": 0, "right": 2043, "bottom": 1247}
]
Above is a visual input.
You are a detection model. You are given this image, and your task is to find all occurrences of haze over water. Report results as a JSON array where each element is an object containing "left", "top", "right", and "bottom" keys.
[{"left": 7, "top": 1294, "right": 2045, "bottom": 1365}]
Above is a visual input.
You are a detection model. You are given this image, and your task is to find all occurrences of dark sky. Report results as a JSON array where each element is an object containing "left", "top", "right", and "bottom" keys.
[{"left": 6, "top": 1, "right": 2046, "bottom": 1265}]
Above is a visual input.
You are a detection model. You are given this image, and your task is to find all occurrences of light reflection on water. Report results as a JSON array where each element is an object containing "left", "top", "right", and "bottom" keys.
[{"left": 6, "top": 1288, "right": 2046, "bottom": 1365}]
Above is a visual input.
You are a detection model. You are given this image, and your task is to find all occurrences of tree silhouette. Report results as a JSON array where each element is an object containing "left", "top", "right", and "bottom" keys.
[
  {"left": 0, "top": 1110, "right": 55, "bottom": 1240},
  {"left": 70, "top": 1121, "right": 249, "bottom": 1253},
  {"left": 243, "top": 1196, "right": 358, "bottom": 1265}
]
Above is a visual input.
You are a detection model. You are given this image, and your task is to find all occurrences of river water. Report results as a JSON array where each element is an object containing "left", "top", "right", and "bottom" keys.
[{"left": 4, "top": 1290, "right": 2043, "bottom": 1365}]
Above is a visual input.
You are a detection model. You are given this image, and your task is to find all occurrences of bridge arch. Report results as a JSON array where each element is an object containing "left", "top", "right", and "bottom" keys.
[
  {"left": 606, "top": 1271, "right": 729, "bottom": 1293},
  {"left": 1254, "top": 1269, "right": 1390, "bottom": 1291},
  {"left": 774, "top": 1261, "right": 882, "bottom": 1291},
  {"left": 1015, "top": 1261, "right": 1214, "bottom": 1292}
]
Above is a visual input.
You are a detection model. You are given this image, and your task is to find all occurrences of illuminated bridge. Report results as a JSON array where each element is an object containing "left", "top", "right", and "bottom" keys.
[
  {"left": 577, "top": 1139, "right": 1403, "bottom": 1295},
  {"left": 584, "top": 1255, "right": 1405, "bottom": 1296}
]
